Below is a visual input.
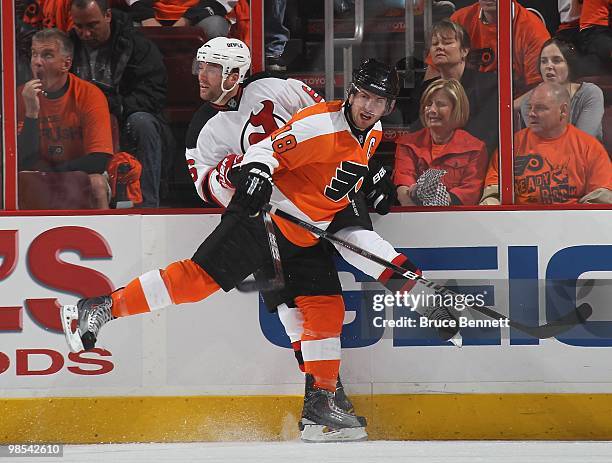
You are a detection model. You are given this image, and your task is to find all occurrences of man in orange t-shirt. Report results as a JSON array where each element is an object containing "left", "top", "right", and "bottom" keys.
[
  {"left": 481, "top": 82, "right": 612, "bottom": 205},
  {"left": 17, "top": 29, "right": 114, "bottom": 208},
  {"left": 425, "top": 0, "right": 550, "bottom": 96},
  {"left": 578, "top": 0, "right": 612, "bottom": 65}
]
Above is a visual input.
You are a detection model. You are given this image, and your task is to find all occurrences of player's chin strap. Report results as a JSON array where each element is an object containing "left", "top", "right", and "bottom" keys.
[
  {"left": 212, "top": 80, "right": 239, "bottom": 105},
  {"left": 261, "top": 204, "right": 593, "bottom": 340}
]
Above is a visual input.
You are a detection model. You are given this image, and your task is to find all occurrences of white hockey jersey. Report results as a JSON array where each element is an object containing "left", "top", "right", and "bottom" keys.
[{"left": 185, "top": 75, "right": 323, "bottom": 206}]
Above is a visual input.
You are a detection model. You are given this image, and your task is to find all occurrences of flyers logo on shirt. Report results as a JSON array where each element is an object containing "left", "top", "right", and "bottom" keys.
[
  {"left": 325, "top": 161, "right": 369, "bottom": 202},
  {"left": 240, "top": 100, "right": 287, "bottom": 153},
  {"left": 468, "top": 48, "right": 495, "bottom": 69},
  {"left": 514, "top": 153, "right": 577, "bottom": 203}
]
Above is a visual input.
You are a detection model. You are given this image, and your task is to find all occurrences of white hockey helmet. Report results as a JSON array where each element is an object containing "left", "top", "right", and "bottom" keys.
[{"left": 195, "top": 37, "right": 251, "bottom": 83}]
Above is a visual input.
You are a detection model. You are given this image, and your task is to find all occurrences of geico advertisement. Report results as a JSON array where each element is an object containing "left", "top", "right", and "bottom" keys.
[{"left": 0, "top": 211, "right": 612, "bottom": 395}]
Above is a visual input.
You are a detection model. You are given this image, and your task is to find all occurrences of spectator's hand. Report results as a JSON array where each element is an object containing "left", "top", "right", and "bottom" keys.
[
  {"left": 397, "top": 185, "right": 418, "bottom": 206},
  {"left": 173, "top": 17, "right": 191, "bottom": 27},
  {"left": 579, "top": 188, "right": 612, "bottom": 204},
  {"left": 480, "top": 196, "right": 500, "bottom": 205},
  {"left": 479, "top": 185, "right": 500, "bottom": 205},
  {"left": 22, "top": 79, "right": 43, "bottom": 118},
  {"left": 142, "top": 18, "right": 162, "bottom": 26}
]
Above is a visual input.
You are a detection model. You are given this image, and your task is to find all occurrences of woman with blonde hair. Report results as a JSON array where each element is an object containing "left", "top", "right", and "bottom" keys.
[{"left": 394, "top": 79, "right": 489, "bottom": 206}]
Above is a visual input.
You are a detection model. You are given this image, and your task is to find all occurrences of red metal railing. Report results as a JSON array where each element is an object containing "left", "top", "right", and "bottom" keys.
[
  {"left": 250, "top": 0, "right": 264, "bottom": 74},
  {"left": 498, "top": 0, "right": 514, "bottom": 205},
  {"left": 1, "top": 0, "right": 17, "bottom": 210}
]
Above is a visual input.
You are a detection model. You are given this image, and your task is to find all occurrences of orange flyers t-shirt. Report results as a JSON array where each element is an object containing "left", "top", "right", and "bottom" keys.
[
  {"left": 426, "top": 1, "right": 550, "bottom": 93},
  {"left": 17, "top": 73, "right": 113, "bottom": 167},
  {"left": 580, "top": 0, "right": 611, "bottom": 29},
  {"left": 485, "top": 124, "right": 612, "bottom": 204},
  {"left": 153, "top": 0, "right": 201, "bottom": 20},
  {"left": 23, "top": 0, "right": 73, "bottom": 32}
]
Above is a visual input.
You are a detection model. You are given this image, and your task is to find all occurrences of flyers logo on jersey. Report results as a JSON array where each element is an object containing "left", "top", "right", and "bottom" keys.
[{"left": 325, "top": 161, "right": 369, "bottom": 202}]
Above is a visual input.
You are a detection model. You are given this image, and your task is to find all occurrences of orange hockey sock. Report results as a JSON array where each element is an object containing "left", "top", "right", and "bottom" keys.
[
  {"left": 296, "top": 295, "right": 344, "bottom": 391},
  {"left": 111, "top": 259, "right": 220, "bottom": 317},
  {"left": 304, "top": 359, "right": 340, "bottom": 391}
]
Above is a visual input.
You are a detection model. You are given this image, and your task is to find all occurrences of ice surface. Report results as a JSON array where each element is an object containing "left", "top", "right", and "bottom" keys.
[{"left": 15, "top": 440, "right": 612, "bottom": 463}]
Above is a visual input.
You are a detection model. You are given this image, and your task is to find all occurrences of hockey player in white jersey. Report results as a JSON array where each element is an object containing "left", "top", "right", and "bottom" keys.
[
  {"left": 185, "top": 39, "right": 323, "bottom": 208},
  {"left": 183, "top": 38, "right": 462, "bottom": 442}
]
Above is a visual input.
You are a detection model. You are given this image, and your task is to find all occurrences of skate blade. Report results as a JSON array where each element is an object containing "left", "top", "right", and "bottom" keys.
[
  {"left": 300, "top": 422, "right": 368, "bottom": 443},
  {"left": 449, "top": 331, "right": 462, "bottom": 348},
  {"left": 61, "top": 305, "right": 84, "bottom": 353}
]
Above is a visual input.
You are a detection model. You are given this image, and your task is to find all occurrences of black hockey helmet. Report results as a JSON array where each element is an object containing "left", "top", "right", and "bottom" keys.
[{"left": 351, "top": 58, "right": 400, "bottom": 100}]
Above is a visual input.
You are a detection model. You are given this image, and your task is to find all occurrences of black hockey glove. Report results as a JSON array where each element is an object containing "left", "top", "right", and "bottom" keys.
[
  {"left": 228, "top": 162, "right": 273, "bottom": 217},
  {"left": 363, "top": 162, "right": 397, "bottom": 215}
]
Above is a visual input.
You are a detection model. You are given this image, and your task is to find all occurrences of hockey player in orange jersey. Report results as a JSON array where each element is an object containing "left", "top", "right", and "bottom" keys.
[
  {"left": 184, "top": 39, "right": 461, "bottom": 441},
  {"left": 61, "top": 54, "right": 457, "bottom": 439},
  {"left": 184, "top": 38, "right": 466, "bottom": 441}
]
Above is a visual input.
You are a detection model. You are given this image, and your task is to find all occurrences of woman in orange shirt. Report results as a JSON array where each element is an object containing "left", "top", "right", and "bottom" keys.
[{"left": 394, "top": 79, "right": 488, "bottom": 206}]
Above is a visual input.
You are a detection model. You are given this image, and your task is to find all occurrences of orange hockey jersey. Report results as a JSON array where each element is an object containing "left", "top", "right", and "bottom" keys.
[{"left": 242, "top": 101, "right": 383, "bottom": 247}]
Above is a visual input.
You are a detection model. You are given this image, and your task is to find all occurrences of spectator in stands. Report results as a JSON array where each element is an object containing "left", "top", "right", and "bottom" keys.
[
  {"left": 17, "top": 28, "right": 113, "bottom": 208},
  {"left": 425, "top": 0, "right": 551, "bottom": 96},
  {"left": 577, "top": 0, "right": 611, "bottom": 70},
  {"left": 127, "top": 0, "right": 234, "bottom": 39},
  {"left": 70, "top": 0, "right": 169, "bottom": 207},
  {"left": 265, "top": 0, "right": 290, "bottom": 71},
  {"left": 394, "top": 79, "right": 489, "bottom": 206},
  {"left": 20, "top": 0, "right": 127, "bottom": 32},
  {"left": 556, "top": 0, "right": 582, "bottom": 46},
  {"left": 409, "top": 19, "right": 498, "bottom": 153},
  {"left": 481, "top": 82, "right": 612, "bottom": 205},
  {"left": 515, "top": 38, "right": 604, "bottom": 140}
]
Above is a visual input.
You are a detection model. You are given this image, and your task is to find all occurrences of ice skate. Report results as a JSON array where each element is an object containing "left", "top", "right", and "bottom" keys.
[
  {"left": 299, "top": 374, "right": 367, "bottom": 443},
  {"left": 61, "top": 296, "right": 114, "bottom": 353},
  {"left": 334, "top": 376, "right": 354, "bottom": 414}
]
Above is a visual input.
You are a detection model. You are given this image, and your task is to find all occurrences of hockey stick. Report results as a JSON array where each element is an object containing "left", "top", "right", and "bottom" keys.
[
  {"left": 236, "top": 209, "right": 285, "bottom": 292},
  {"left": 263, "top": 203, "right": 592, "bottom": 339}
]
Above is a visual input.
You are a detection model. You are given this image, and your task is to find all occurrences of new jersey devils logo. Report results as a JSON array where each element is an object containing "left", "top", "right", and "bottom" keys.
[{"left": 240, "top": 100, "right": 287, "bottom": 153}]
